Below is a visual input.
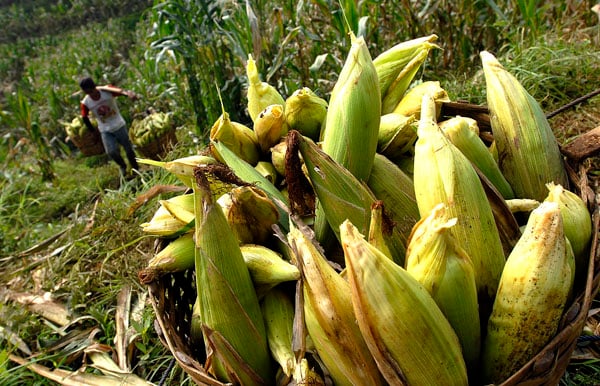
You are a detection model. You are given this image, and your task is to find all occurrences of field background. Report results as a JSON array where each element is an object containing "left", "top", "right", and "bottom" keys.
[{"left": 1, "top": 0, "right": 600, "bottom": 384}]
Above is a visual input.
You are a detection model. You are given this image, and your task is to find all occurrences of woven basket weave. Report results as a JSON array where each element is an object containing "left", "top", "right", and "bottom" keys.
[
  {"left": 145, "top": 104, "right": 600, "bottom": 385},
  {"left": 69, "top": 127, "right": 105, "bottom": 156}
]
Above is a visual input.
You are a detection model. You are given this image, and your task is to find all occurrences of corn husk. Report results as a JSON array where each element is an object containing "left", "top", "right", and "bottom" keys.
[
  {"left": 211, "top": 140, "right": 289, "bottom": 231},
  {"left": 288, "top": 223, "right": 385, "bottom": 386},
  {"left": 340, "top": 220, "right": 468, "bottom": 386},
  {"left": 480, "top": 51, "right": 569, "bottom": 201},
  {"left": 405, "top": 203, "right": 481, "bottom": 376},
  {"left": 210, "top": 112, "right": 260, "bottom": 166},
  {"left": 544, "top": 182, "right": 592, "bottom": 281},
  {"left": 481, "top": 201, "right": 574, "bottom": 384},
  {"left": 377, "top": 113, "right": 418, "bottom": 159},
  {"left": 260, "top": 287, "right": 296, "bottom": 377},
  {"left": 413, "top": 94, "right": 506, "bottom": 309},
  {"left": 246, "top": 54, "right": 286, "bottom": 122},
  {"left": 137, "top": 155, "right": 217, "bottom": 188},
  {"left": 440, "top": 116, "right": 515, "bottom": 199},
  {"left": 254, "top": 104, "right": 287, "bottom": 153},
  {"left": 373, "top": 34, "right": 439, "bottom": 114},
  {"left": 284, "top": 87, "right": 328, "bottom": 140},
  {"left": 367, "top": 153, "right": 420, "bottom": 262},
  {"left": 320, "top": 32, "right": 380, "bottom": 182},
  {"left": 192, "top": 170, "right": 272, "bottom": 384},
  {"left": 288, "top": 131, "right": 388, "bottom": 264},
  {"left": 392, "top": 80, "right": 450, "bottom": 119}
]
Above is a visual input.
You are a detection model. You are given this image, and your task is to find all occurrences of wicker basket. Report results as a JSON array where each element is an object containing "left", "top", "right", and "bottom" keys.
[
  {"left": 135, "top": 128, "right": 177, "bottom": 160},
  {"left": 69, "top": 127, "right": 105, "bottom": 156},
  {"left": 146, "top": 104, "right": 600, "bottom": 385}
]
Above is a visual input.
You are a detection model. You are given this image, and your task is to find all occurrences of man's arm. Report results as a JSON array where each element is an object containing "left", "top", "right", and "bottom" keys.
[
  {"left": 80, "top": 103, "right": 96, "bottom": 131},
  {"left": 98, "top": 85, "right": 139, "bottom": 100}
]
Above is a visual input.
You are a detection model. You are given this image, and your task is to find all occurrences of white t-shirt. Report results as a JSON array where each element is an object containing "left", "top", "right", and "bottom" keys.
[{"left": 82, "top": 90, "right": 126, "bottom": 133}]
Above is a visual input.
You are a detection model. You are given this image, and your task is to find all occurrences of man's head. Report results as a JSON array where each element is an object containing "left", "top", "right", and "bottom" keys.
[{"left": 79, "top": 77, "right": 97, "bottom": 93}]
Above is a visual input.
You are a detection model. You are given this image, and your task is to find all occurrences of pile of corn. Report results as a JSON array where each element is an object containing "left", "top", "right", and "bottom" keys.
[
  {"left": 129, "top": 111, "right": 173, "bottom": 148},
  {"left": 138, "top": 32, "right": 593, "bottom": 386},
  {"left": 62, "top": 116, "right": 98, "bottom": 139}
]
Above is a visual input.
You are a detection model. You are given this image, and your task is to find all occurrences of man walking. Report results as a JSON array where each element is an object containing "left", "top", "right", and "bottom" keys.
[{"left": 79, "top": 77, "right": 139, "bottom": 176}]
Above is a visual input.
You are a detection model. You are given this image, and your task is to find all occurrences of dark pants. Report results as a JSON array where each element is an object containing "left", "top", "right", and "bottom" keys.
[{"left": 100, "top": 126, "right": 139, "bottom": 174}]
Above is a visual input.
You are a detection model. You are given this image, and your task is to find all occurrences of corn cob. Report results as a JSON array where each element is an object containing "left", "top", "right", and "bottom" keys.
[
  {"left": 392, "top": 80, "right": 450, "bottom": 119},
  {"left": 291, "top": 358, "right": 325, "bottom": 386},
  {"left": 138, "top": 233, "right": 195, "bottom": 284},
  {"left": 405, "top": 203, "right": 481, "bottom": 377},
  {"left": 63, "top": 116, "right": 99, "bottom": 138},
  {"left": 289, "top": 131, "right": 410, "bottom": 265},
  {"left": 367, "top": 201, "right": 394, "bottom": 260},
  {"left": 140, "top": 203, "right": 192, "bottom": 237},
  {"left": 340, "top": 220, "right": 468, "bottom": 386},
  {"left": 240, "top": 244, "right": 300, "bottom": 289},
  {"left": 287, "top": 223, "right": 385, "bottom": 386},
  {"left": 284, "top": 87, "right": 328, "bottom": 140},
  {"left": 480, "top": 51, "right": 569, "bottom": 201},
  {"left": 319, "top": 31, "right": 380, "bottom": 182},
  {"left": 544, "top": 182, "right": 592, "bottom": 282},
  {"left": 130, "top": 112, "right": 173, "bottom": 147},
  {"left": 253, "top": 104, "right": 287, "bottom": 153},
  {"left": 137, "top": 155, "right": 217, "bottom": 188},
  {"left": 313, "top": 32, "right": 380, "bottom": 253},
  {"left": 270, "top": 140, "right": 287, "bottom": 177},
  {"left": 254, "top": 160, "right": 278, "bottom": 184},
  {"left": 246, "top": 54, "right": 286, "bottom": 122},
  {"left": 159, "top": 195, "right": 195, "bottom": 225},
  {"left": 217, "top": 185, "right": 279, "bottom": 245},
  {"left": 211, "top": 140, "right": 289, "bottom": 231},
  {"left": 482, "top": 201, "right": 574, "bottom": 384},
  {"left": 367, "top": 152, "right": 420, "bottom": 261},
  {"left": 373, "top": 34, "right": 439, "bottom": 114},
  {"left": 192, "top": 169, "right": 272, "bottom": 384},
  {"left": 413, "top": 94, "right": 506, "bottom": 308},
  {"left": 377, "top": 113, "right": 418, "bottom": 159},
  {"left": 440, "top": 116, "right": 515, "bottom": 199},
  {"left": 505, "top": 198, "right": 540, "bottom": 213},
  {"left": 210, "top": 110, "right": 260, "bottom": 166},
  {"left": 260, "top": 287, "right": 296, "bottom": 377}
]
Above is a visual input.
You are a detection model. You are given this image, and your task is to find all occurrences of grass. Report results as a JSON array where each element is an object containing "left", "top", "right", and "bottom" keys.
[{"left": 0, "top": 138, "right": 195, "bottom": 384}]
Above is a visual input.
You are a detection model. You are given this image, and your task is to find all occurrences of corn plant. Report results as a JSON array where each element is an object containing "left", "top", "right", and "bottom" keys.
[
  {"left": 148, "top": 0, "right": 248, "bottom": 141},
  {"left": 4, "top": 88, "right": 55, "bottom": 181}
]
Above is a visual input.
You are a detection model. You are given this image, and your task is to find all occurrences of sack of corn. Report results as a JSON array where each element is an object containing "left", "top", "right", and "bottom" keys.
[
  {"left": 61, "top": 116, "right": 105, "bottom": 156},
  {"left": 130, "top": 111, "right": 177, "bottom": 159},
  {"left": 138, "top": 32, "right": 599, "bottom": 386}
]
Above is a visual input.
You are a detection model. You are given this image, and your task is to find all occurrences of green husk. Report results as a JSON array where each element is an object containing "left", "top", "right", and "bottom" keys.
[
  {"left": 341, "top": 220, "right": 468, "bottom": 386},
  {"left": 284, "top": 87, "right": 328, "bottom": 140},
  {"left": 320, "top": 32, "right": 380, "bottom": 182},
  {"left": 246, "top": 54, "right": 286, "bottom": 122},
  {"left": 405, "top": 203, "right": 481, "bottom": 376},
  {"left": 480, "top": 51, "right": 569, "bottom": 201},
  {"left": 413, "top": 94, "right": 506, "bottom": 307},
  {"left": 373, "top": 34, "right": 439, "bottom": 114},
  {"left": 440, "top": 116, "right": 515, "bottom": 199},
  {"left": 210, "top": 140, "right": 289, "bottom": 231},
  {"left": 288, "top": 223, "right": 385, "bottom": 386},
  {"left": 192, "top": 169, "right": 272, "bottom": 384}
]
